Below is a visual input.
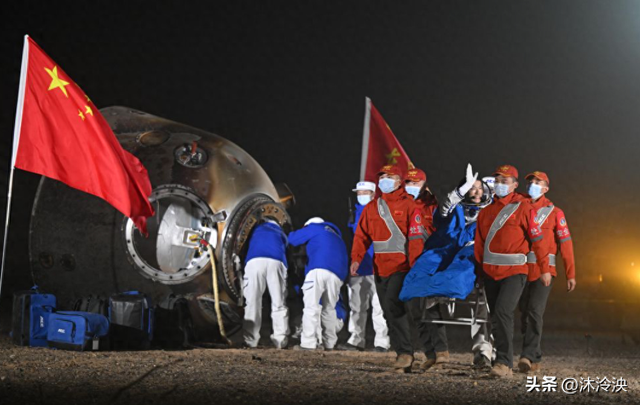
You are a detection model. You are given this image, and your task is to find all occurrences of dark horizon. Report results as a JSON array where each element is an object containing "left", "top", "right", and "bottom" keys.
[{"left": 2, "top": 1, "right": 640, "bottom": 303}]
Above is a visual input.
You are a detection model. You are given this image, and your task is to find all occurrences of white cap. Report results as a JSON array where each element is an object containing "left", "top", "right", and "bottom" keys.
[
  {"left": 304, "top": 217, "right": 325, "bottom": 226},
  {"left": 482, "top": 176, "right": 495, "bottom": 192},
  {"left": 352, "top": 181, "right": 376, "bottom": 193}
]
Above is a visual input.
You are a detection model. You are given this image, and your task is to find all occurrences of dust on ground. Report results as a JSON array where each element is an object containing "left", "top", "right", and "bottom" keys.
[{"left": 0, "top": 333, "right": 638, "bottom": 405}]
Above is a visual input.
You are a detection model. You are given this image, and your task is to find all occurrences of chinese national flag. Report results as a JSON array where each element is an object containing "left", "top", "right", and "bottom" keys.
[
  {"left": 359, "top": 97, "right": 414, "bottom": 182},
  {"left": 11, "top": 36, "right": 154, "bottom": 235}
]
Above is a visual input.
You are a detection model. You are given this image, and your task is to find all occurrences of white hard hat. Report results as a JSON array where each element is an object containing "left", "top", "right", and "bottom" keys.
[
  {"left": 352, "top": 181, "right": 376, "bottom": 193},
  {"left": 304, "top": 217, "right": 325, "bottom": 226}
]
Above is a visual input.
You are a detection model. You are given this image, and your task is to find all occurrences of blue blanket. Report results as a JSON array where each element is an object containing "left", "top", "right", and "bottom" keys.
[{"left": 400, "top": 205, "right": 477, "bottom": 301}]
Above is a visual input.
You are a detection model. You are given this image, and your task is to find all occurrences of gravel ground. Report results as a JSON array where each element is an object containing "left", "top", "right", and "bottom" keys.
[{"left": 0, "top": 333, "right": 638, "bottom": 405}]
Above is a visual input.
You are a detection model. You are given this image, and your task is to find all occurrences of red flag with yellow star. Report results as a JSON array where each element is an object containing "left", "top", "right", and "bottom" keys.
[
  {"left": 359, "top": 97, "right": 414, "bottom": 182},
  {"left": 11, "top": 36, "right": 154, "bottom": 235}
]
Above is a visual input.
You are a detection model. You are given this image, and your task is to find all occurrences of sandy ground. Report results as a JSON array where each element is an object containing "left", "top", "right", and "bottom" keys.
[{"left": 0, "top": 331, "right": 638, "bottom": 405}]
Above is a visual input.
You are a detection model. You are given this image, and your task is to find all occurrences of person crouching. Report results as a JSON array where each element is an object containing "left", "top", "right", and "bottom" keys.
[
  {"left": 243, "top": 218, "right": 290, "bottom": 349},
  {"left": 289, "top": 217, "right": 348, "bottom": 351}
]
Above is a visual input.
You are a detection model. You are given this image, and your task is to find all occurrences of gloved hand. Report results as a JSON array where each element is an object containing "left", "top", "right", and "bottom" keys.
[{"left": 457, "top": 163, "right": 478, "bottom": 197}]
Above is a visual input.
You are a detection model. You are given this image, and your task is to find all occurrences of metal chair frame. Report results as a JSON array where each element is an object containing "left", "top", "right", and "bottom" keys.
[{"left": 421, "top": 283, "right": 490, "bottom": 327}]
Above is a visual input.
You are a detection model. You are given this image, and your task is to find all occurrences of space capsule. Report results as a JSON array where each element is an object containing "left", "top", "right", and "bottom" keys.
[{"left": 29, "top": 107, "right": 295, "bottom": 341}]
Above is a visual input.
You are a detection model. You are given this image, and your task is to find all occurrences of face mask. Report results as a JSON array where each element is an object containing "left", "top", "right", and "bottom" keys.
[
  {"left": 405, "top": 186, "right": 420, "bottom": 199},
  {"left": 494, "top": 183, "right": 512, "bottom": 198},
  {"left": 528, "top": 183, "right": 543, "bottom": 200},
  {"left": 378, "top": 178, "right": 397, "bottom": 194},
  {"left": 357, "top": 194, "right": 373, "bottom": 206}
]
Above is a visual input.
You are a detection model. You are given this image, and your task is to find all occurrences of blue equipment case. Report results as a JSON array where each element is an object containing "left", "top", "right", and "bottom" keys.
[
  {"left": 11, "top": 286, "right": 57, "bottom": 347},
  {"left": 47, "top": 311, "right": 110, "bottom": 351}
]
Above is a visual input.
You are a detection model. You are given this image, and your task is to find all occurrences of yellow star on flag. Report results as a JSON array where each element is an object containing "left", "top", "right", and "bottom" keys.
[
  {"left": 78, "top": 110, "right": 85, "bottom": 121},
  {"left": 85, "top": 105, "right": 93, "bottom": 116},
  {"left": 44, "top": 66, "right": 70, "bottom": 97},
  {"left": 386, "top": 148, "right": 401, "bottom": 165}
]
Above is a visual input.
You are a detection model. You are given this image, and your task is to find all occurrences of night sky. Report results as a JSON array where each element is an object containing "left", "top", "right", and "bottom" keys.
[{"left": 2, "top": 1, "right": 640, "bottom": 299}]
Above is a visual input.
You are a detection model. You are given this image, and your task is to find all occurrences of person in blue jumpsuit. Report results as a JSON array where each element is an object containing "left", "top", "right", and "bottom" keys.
[
  {"left": 243, "top": 218, "right": 289, "bottom": 349},
  {"left": 289, "top": 217, "right": 348, "bottom": 350}
]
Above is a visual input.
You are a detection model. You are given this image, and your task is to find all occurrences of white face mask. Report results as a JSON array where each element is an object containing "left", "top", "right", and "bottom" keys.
[
  {"left": 357, "top": 194, "right": 373, "bottom": 206},
  {"left": 378, "top": 178, "right": 397, "bottom": 194},
  {"left": 405, "top": 186, "right": 421, "bottom": 199},
  {"left": 528, "top": 183, "right": 543, "bottom": 200},
  {"left": 494, "top": 183, "right": 512, "bottom": 198}
]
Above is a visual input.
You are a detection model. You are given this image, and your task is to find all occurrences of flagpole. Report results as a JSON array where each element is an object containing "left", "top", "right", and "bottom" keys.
[
  {"left": 1, "top": 35, "right": 30, "bottom": 302},
  {"left": 359, "top": 97, "right": 371, "bottom": 181}
]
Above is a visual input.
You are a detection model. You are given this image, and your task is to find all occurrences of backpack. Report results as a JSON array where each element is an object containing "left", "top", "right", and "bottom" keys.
[{"left": 11, "top": 286, "right": 57, "bottom": 347}]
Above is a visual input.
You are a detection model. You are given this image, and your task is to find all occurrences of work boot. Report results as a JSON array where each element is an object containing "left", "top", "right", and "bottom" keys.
[
  {"left": 336, "top": 343, "right": 362, "bottom": 352},
  {"left": 420, "top": 358, "right": 436, "bottom": 371},
  {"left": 518, "top": 357, "right": 532, "bottom": 373},
  {"left": 373, "top": 346, "right": 389, "bottom": 353},
  {"left": 489, "top": 363, "right": 513, "bottom": 378},
  {"left": 394, "top": 353, "right": 414, "bottom": 373},
  {"left": 435, "top": 351, "right": 449, "bottom": 366},
  {"left": 421, "top": 351, "right": 449, "bottom": 371}
]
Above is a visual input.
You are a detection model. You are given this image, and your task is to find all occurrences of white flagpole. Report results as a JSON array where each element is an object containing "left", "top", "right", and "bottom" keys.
[
  {"left": 1, "top": 35, "right": 30, "bottom": 302},
  {"left": 359, "top": 97, "right": 371, "bottom": 181}
]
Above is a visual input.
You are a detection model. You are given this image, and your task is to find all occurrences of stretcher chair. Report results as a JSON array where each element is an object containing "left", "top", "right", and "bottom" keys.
[{"left": 421, "top": 282, "right": 490, "bottom": 327}]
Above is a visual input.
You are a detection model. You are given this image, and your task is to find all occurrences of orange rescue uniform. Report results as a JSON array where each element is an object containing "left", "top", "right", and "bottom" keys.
[
  {"left": 475, "top": 192, "right": 550, "bottom": 280},
  {"left": 413, "top": 193, "right": 438, "bottom": 237},
  {"left": 352, "top": 187, "right": 424, "bottom": 277},
  {"left": 526, "top": 196, "right": 575, "bottom": 282}
]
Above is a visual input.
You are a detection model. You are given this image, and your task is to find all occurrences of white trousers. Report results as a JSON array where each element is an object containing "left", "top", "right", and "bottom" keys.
[
  {"left": 301, "top": 268, "right": 343, "bottom": 349},
  {"left": 346, "top": 275, "right": 390, "bottom": 349},
  {"left": 291, "top": 306, "right": 344, "bottom": 346},
  {"left": 242, "top": 258, "right": 289, "bottom": 348},
  {"left": 315, "top": 314, "right": 344, "bottom": 347}
]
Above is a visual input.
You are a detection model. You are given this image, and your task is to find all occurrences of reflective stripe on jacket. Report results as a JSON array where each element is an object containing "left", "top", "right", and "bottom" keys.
[
  {"left": 474, "top": 192, "right": 549, "bottom": 281},
  {"left": 526, "top": 196, "right": 575, "bottom": 281},
  {"left": 352, "top": 187, "right": 424, "bottom": 277}
]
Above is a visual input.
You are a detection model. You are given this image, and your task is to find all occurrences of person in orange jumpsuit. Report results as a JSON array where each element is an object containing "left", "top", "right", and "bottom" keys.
[
  {"left": 351, "top": 164, "right": 425, "bottom": 373},
  {"left": 404, "top": 168, "right": 438, "bottom": 238},
  {"left": 403, "top": 167, "right": 446, "bottom": 365},
  {"left": 518, "top": 171, "right": 576, "bottom": 373},
  {"left": 474, "top": 164, "right": 549, "bottom": 378}
]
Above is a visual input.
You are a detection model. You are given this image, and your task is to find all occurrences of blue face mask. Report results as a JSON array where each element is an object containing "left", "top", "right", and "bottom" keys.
[
  {"left": 494, "top": 183, "right": 512, "bottom": 198},
  {"left": 357, "top": 194, "right": 373, "bottom": 206},
  {"left": 378, "top": 178, "right": 397, "bottom": 194},
  {"left": 528, "top": 183, "right": 543, "bottom": 200},
  {"left": 405, "top": 186, "right": 421, "bottom": 199}
]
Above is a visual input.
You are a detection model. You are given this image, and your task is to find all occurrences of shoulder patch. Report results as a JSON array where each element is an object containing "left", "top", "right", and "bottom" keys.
[{"left": 560, "top": 218, "right": 566, "bottom": 226}]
